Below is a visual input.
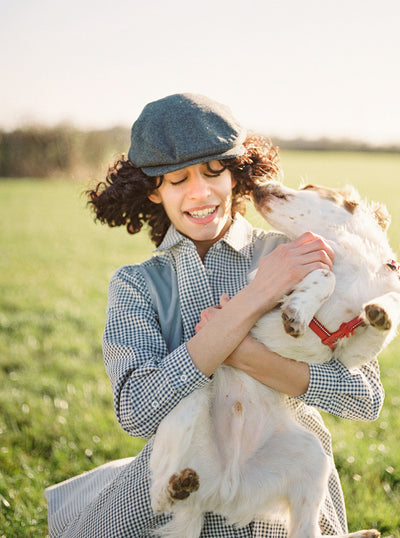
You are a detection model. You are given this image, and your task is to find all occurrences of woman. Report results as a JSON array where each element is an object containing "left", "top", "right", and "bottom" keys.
[{"left": 46, "top": 93, "right": 384, "bottom": 537}]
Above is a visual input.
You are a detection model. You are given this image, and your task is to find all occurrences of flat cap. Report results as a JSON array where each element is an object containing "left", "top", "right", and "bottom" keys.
[{"left": 128, "top": 93, "right": 247, "bottom": 176}]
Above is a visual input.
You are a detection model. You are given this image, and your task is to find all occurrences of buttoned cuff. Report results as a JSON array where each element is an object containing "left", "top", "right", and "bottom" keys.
[
  {"left": 296, "top": 362, "right": 346, "bottom": 414},
  {"left": 162, "top": 343, "right": 211, "bottom": 395}
]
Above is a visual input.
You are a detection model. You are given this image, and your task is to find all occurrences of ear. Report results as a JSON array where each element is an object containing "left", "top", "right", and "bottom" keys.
[
  {"left": 371, "top": 201, "right": 391, "bottom": 231},
  {"left": 148, "top": 191, "right": 162, "bottom": 204},
  {"left": 338, "top": 185, "right": 360, "bottom": 214}
]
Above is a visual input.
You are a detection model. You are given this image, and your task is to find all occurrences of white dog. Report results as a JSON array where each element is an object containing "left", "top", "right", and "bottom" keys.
[{"left": 150, "top": 181, "right": 400, "bottom": 538}]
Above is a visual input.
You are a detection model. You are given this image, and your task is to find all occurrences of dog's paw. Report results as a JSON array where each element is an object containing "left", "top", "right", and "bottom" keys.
[
  {"left": 167, "top": 468, "right": 200, "bottom": 501},
  {"left": 361, "top": 531, "right": 380, "bottom": 538},
  {"left": 151, "top": 468, "right": 199, "bottom": 513},
  {"left": 281, "top": 308, "right": 307, "bottom": 338},
  {"left": 365, "top": 304, "right": 392, "bottom": 331},
  {"left": 347, "top": 530, "right": 380, "bottom": 538}
]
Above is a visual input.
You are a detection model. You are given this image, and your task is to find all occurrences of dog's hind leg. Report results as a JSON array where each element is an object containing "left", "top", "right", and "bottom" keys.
[
  {"left": 285, "top": 448, "right": 329, "bottom": 538},
  {"left": 220, "top": 425, "right": 329, "bottom": 534},
  {"left": 150, "top": 384, "right": 219, "bottom": 514}
]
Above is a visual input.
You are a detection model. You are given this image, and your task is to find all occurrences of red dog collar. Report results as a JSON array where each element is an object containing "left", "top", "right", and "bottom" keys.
[
  {"left": 309, "top": 316, "right": 365, "bottom": 350},
  {"left": 309, "top": 259, "right": 398, "bottom": 349}
]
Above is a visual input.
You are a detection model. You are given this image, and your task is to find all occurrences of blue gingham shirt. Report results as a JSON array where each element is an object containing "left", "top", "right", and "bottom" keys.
[{"left": 47, "top": 214, "right": 384, "bottom": 537}]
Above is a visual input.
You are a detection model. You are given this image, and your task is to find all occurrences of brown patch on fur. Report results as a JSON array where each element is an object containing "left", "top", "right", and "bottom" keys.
[
  {"left": 371, "top": 201, "right": 391, "bottom": 230},
  {"left": 232, "top": 401, "right": 243, "bottom": 415},
  {"left": 343, "top": 199, "right": 358, "bottom": 213},
  {"left": 301, "top": 184, "right": 359, "bottom": 214}
]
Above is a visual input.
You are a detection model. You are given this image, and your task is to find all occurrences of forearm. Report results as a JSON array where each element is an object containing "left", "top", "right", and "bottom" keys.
[
  {"left": 186, "top": 284, "right": 274, "bottom": 378},
  {"left": 223, "top": 331, "right": 384, "bottom": 420},
  {"left": 223, "top": 335, "right": 310, "bottom": 397}
]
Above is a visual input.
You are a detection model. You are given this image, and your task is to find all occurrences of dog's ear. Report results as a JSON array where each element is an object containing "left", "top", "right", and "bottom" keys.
[
  {"left": 371, "top": 201, "right": 391, "bottom": 230},
  {"left": 338, "top": 185, "right": 360, "bottom": 214}
]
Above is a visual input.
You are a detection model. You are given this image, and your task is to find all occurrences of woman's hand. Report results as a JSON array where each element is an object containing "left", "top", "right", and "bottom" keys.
[
  {"left": 196, "top": 232, "right": 334, "bottom": 333},
  {"left": 195, "top": 293, "right": 310, "bottom": 396},
  {"left": 195, "top": 294, "right": 230, "bottom": 333},
  {"left": 250, "top": 231, "right": 335, "bottom": 312}
]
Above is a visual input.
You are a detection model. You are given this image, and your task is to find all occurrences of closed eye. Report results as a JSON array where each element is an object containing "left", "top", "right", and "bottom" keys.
[
  {"left": 170, "top": 177, "right": 187, "bottom": 185},
  {"left": 204, "top": 161, "right": 226, "bottom": 177}
]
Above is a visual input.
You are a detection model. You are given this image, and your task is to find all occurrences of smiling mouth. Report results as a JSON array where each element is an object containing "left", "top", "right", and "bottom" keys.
[{"left": 186, "top": 207, "right": 218, "bottom": 219}]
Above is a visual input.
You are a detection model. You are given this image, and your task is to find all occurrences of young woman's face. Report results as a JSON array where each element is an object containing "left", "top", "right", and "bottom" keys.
[{"left": 148, "top": 161, "right": 236, "bottom": 258}]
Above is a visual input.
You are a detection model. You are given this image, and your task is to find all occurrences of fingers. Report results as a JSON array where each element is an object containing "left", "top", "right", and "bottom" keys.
[
  {"left": 196, "top": 305, "right": 222, "bottom": 332},
  {"left": 252, "top": 233, "right": 335, "bottom": 306},
  {"left": 293, "top": 246, "right": 333, "bottom": 271},
  {"left": 220, "top": 294, "right": 230, "bottom": 307},
  {"left": 201, "top": 306, "right": 220, "bottom": 322},
  {"left": 196, "top": 296, "right": 231, "bottom": 333},
  {"left": 292, "top": 232, "right": 335, "bottom": 265}
]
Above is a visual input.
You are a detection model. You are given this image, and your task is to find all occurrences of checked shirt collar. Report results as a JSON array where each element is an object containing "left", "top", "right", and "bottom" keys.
[{"left": 155, "top": 214, "right": 254, "bottom": 340}]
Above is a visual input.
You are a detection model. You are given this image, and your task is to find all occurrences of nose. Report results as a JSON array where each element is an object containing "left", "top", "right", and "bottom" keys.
[{"left": 187, "top": 170, "right": 211, "bottom": 199}]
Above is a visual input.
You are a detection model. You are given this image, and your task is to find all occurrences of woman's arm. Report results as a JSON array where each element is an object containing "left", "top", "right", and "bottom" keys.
[
  {"left": 223, "top": 334, "right": 310, "bottom": 397},
  {"left": 104, "top": 266, "right": 211, "bottom": 439},
  {"left": 223, "top": 333, "right": 384, "bottom": 421},
  {"left": 187, "top": 231, "right": 334, "bottom": 377}
]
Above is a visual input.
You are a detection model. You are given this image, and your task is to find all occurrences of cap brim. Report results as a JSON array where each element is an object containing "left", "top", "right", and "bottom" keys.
[{"left": 140, "top": 144, "right": 246, "bottom": 177}]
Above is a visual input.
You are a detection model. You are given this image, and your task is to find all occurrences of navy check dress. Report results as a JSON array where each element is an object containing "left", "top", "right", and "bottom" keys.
[{"left": 46, "top": 215, "right": 384, "bottom": 537}]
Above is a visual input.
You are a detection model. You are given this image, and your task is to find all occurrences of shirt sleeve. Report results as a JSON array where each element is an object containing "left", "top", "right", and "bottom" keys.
[
  {"left": 296, "top": 357, "right": 384, "bottom": 421},
  {"left": 103, "top": 265, "right": 211, "bottom": 439}
]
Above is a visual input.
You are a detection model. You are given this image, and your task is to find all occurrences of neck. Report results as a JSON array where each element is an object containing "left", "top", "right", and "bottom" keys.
[{"left": 193, "top": 219, "right": 233, "bottom": 261}]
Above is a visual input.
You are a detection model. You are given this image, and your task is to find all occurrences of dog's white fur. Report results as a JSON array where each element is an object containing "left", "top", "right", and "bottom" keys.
[{"left": 150, "top": 182, "right": 400, "bottom": 538}]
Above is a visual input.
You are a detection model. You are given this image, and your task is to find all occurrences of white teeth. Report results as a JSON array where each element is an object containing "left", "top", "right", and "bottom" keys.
[{"left": 187, "top": 207, "right": 216, "bottom": 218}]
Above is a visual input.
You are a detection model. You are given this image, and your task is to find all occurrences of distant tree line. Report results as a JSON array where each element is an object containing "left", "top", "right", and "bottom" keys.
[
  {"left": 272, "top": 136, "right": 400, "bottom": 153},
  {"left": 0, "top": 125, "right": 130, "bottom": 179},
  {"left": 0, "top": 125, "right": 398, "bottom": 179}
]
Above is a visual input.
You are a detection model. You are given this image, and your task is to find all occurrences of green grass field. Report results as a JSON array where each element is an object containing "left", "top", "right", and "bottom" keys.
[{"left": 1, "top": 150, "right": 400, "bottom": 537}]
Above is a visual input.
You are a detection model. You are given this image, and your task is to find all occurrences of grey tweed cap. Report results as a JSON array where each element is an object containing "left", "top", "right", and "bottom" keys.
[{"left": 128, "top": 93, "right": 247, "bottom": 176}]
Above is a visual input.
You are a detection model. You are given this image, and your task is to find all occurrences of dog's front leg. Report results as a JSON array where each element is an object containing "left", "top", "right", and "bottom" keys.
[
  {"left": 363, "top": 290, "right": 400, "bottom": 335},
  {"left": 281, "top": 269, "right": 336, "bottom": 337},
  {"left": 338, "top": 291, "right": 400, "bottom": 369}
]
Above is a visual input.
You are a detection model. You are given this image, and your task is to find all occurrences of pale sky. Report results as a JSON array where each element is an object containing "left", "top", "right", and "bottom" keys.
[{"left": 1, "top": 0, "right": 399, "bottom": 144}]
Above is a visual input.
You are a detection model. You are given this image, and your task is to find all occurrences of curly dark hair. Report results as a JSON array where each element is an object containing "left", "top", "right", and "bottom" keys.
[{"left": 87, "top": 134, "right": 280, "bottom": 247}]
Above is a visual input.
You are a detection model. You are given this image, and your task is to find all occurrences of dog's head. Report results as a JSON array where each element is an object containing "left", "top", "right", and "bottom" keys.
[{"left": 253, "top": 181, "right": 390, "bottom": 237}]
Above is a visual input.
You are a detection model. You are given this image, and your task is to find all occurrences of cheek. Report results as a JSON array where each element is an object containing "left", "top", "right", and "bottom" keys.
[
  {"left": 150, "top": 185, "right": 182, "bottom": 210},
  {"left": 222, "top": 177, "right": 235, "bottom": 204},
  {"left": 223, "top": 189, "right": 234, "bottom": 214}
]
